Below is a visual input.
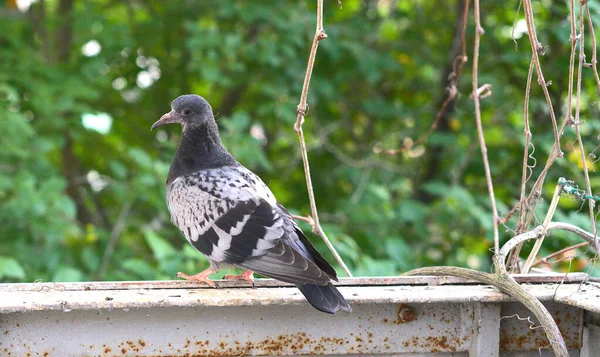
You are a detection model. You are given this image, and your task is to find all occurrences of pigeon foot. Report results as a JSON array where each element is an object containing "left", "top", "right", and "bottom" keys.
[
  {"left": 175, "top": 268, "right": 217, "bottom": 288},
  {"left": 223, "top": 270, "right": 255, "bottom": 286}
]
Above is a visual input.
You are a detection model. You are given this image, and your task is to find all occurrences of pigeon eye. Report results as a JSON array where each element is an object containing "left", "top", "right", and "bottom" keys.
[{"left": 182, "top": 109, "right": 192, "bottom": 116}]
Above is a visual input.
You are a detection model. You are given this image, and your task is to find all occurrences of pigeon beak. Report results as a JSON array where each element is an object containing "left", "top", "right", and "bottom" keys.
[{"left": 151, "top": 110, "right": 179, "bottom": 130}]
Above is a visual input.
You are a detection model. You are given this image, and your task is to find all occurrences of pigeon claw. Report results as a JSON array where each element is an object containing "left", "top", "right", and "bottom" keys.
[
  {"left": 223, "top": 270, "right": 255, "bottom": 287},
  {"left": 175, "top": 270, "right": 217, "bottom": 288}
]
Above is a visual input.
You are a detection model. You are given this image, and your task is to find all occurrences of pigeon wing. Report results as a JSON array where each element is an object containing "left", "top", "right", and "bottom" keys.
[{"left": 167, "top": 168, "right": 330, "bottom": 285}]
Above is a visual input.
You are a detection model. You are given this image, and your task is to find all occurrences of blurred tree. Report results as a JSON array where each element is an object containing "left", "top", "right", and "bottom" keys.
[{"left": 1, "top": 0, "right": 599, "bottom": 282}]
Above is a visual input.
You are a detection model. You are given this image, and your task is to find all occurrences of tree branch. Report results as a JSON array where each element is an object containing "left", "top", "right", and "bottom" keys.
[
  {"left": 532, "top": 242, "right": 589, "bottom": 268},
  {"left": 546, "top": 222, "right": 600, "bottom": 251},
  {"left": 96, "top": 201, "right": 133, "bottom": 280},
  {"left": 499, "top": 222, "right": 599, "bottom": 268},
  {"left": 55, "top": 0, "right": 73, "bottom": 63},
  {"left": 385, "top": 0, "right": 470, "bottom": 157}
]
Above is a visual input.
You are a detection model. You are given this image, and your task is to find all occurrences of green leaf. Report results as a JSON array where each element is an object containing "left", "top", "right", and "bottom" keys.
[
  {"left": 0, "top": 256, "right": 26, "bottom": 280},
  {"left": 333, "top": 233, "right": 360, "bottom": 264},
  {"left": 144, "top": 230, "right": 176, "bottom": 261},
  {"left": 53, "top": 266, "right": 84, "bottom": 282},
  {"left": 397, "top": 200, "right": 428, "bottom": 223},
  {"left": 122, "top": 258, "right": 155, "bottom": 279},
  {"left": 0, "top": 84, "right": 19, "bottom": 104},
  {"left": 109, "top": 160, "right": 128, "bottom": 179},
  {"left": 367, "top": 184, "right": 391, "bottom": 201},
  {"left": 80, "top": 247, "right": 100, "bottom": 273},
  {"left": 128, "top": 147, "right": 154, "bottom": 169},
  {"left": 355, "top": 256, "right": 397, "bottom": 276},
  {"left": 421, "top": 181, "right": 449, "bottom": 197},
  {"left": 385, "top": 239, "right": 413, "bottom": 271}
]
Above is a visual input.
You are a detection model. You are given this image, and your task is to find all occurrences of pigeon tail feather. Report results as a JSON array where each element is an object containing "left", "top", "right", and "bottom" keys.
[{"left": 296, "top": 282, "right": 352, "bottom": 314}]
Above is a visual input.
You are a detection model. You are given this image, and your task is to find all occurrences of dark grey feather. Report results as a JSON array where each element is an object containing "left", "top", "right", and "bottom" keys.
[{"left": 238, "top": 240, "right": 330, "bottom": 286}]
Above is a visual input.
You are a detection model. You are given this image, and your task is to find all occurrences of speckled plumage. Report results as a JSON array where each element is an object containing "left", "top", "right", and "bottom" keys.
[
  {"left": 167, "top": 167, "right": 280, "bottom": 262},
  {"left": 155, "top": 94, "right": 351, "bottom": 313}
]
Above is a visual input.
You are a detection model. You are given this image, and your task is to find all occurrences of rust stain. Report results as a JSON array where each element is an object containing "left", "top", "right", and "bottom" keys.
[
  {"left": 500, "top": 327, "right": 580, "bottom": 351},
  {"left": 499, "top": 304, "right": 582, "bottom": 351},
  {"left": 3, "top": 312, "right": 511, "bottom": 357},
  {"left": 499, "top": 329, "right": 541, "bottom": 352},
  {"left": 394, "top": 303, "right": 416, "bottom": 324},
  {"left": 402, "top": 335, "right": 460, "bottom": 353},
  {"left": 79, "top": 332, "right": 359, "bottom": 357}
]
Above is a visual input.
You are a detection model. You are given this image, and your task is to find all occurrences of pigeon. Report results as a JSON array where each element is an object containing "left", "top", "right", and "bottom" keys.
[{"left": 152, "top": 94, "right": 351, "bottom": 314}]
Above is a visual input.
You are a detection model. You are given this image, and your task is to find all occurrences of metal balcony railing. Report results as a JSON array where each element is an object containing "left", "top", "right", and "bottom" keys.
[{"left": 1, "top": 274, "right": 599, "bottom": 356}]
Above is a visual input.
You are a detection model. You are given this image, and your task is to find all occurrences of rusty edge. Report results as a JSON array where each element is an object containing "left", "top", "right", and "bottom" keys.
[
  {"left": 0, "top": 275, "right": 599, "bottom": 315},
  {"left": 0, "top": 273, "right": 594, "bottom": 292},
  {"left": 0, "top": 286, "right": 599, "bottom": 314}
]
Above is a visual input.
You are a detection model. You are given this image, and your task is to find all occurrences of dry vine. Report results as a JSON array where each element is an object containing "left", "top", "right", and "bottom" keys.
[
  {"left": 471, "top": 0, "right": 500, "bottom": 256},
  {"left": 405, "top": 205, "right": 600, "bottom": 356},
  {"left": 404, "top": 1, "right": 600, "bottom": 355},
  {"left": 532, "top": 242, "right": 589, "bottom": 268},
  {"left": 293, "top": 0, "right": 352, "bottom": 277},
  {"left": 293, "top": 1, "right": 597, "bottom": 353},
  {"left": 506, "top": 0, "right": 570, "bottom": 271}
]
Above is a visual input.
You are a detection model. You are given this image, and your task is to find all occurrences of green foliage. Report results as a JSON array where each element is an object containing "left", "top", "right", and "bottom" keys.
[{"left": 1, "top": 0, "right": 599, "bottom": 283}]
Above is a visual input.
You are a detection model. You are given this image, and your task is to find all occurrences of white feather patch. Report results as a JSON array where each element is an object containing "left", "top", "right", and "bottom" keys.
[
  {"left": 228, "top": 214, "right": 251, "bottom": 236},
  {"left": 255, "top": 237, "right": 278, "bottom": 251},
  {"left": 213, "top": 225, "right": 232, "bottom": 252},
  {"left": 209, "top": 244, "right": 226, "bottom": 262},
  {"left": 188, "top": 225, "right": 199, "bottom": 242}
]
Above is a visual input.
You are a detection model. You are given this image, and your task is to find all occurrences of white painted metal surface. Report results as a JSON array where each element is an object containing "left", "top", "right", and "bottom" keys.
[
  {"left": 469, "top": 303, "right": 501, "bottom": 357},
  {"left": 0, "top": 276, "right": 598, "bottom": 356},
  {"left": 581, "top": 312, "right": 600, "bottom": 357}
]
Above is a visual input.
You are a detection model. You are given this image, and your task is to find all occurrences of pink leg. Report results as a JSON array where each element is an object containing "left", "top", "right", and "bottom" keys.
[
  {"left": 175, "top": 267, "right": 217, "bottom": 288},
  {"left": 223, "top": 270, "right": 255, "bottom": 285}
]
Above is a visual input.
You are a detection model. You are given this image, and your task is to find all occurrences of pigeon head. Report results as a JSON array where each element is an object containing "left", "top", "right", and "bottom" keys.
[{"left": 152, "top": 94, "right": 214, "bottom": 130}]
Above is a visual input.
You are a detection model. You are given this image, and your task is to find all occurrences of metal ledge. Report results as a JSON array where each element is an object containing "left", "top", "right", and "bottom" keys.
[{"left": 1, "top": 275, "right": 599, "bottom": 356}]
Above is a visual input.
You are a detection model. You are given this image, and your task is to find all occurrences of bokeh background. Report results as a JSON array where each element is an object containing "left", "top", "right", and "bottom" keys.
[{"left": 1, "top": 0, "right": 599, "bottom": 282}]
